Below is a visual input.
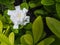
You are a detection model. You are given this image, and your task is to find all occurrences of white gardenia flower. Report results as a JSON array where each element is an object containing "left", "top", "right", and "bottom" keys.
[{"left": 7, "top": 5, "right": 30, "bottom": 29}]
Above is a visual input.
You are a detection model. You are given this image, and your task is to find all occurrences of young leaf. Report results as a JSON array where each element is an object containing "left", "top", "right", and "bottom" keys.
[
  {"left": 24, "top": 34, "right": 33, "bottom": 45},
  {"left": 5, "top": 26, "right": 10, "bottom": 36},
  {"left": 37, "top": 37, "right": 55, "bottom": 45},
  {"left": 32, "top": 16, "right": 43, "bottom": 43},
  {"left": 20, "top": 35, "right": 28, "bottom": 45},
  {"left": 41, "top": 0, "right": 54, "bottom": 5},
  {"left": 46, "top": 17, "right": 60, "bottom": 38},
  {"left": 0, "top": 33, "right": 11, "bottom": 45},
  {"left": 9, "top": 32, "right": 14, "bottom": 45},
  {"left": 20, "top": 34, "right": 33, "bottom": 45},
  {"left": 1, "top": 42, "right": 8, "bottom": 45},
  {"left": 0, "top": 21, "right": 3, "bottom": 33}
]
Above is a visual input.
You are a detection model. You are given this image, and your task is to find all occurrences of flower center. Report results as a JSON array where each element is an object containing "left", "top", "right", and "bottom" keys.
[{"left": 17, "top": 13, "right": 21, "bottom": 18}]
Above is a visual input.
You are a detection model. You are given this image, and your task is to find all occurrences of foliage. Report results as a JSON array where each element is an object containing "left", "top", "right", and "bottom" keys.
[{"left": 0, "top": 0, "right": 60, "bottom": 45}]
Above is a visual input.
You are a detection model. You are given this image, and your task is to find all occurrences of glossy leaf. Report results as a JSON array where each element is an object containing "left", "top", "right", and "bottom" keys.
[
  {"left": 20, "top": 35, "right": 28, "bottom": 45},
  {"left": 0, "top": 33, "right": 11, "bottom": 45},
  {"left": 46, "top": 17, "right": 60, "bottom": 38},
  {"left": 20, "top": 2, "right": 29, "bottom": 9},
  {"left": 9, "top": 32, "right": 14, "bottom": 45},
  {"left": 20, "top": 34, "right": 33, "bottom": 45},
  {"left": 37, "top": 37, "right": 55, "bottom": 45},
  {"left": 56, "top": 3, "right": 60, "bottom": 18},
  {"left": 40, "top": 32, "right": 46, "bottom": 40},
  {"left": 41, "top": 0, "right": 54, "bottom": 5},
  {"left": 34, "top": 10, "right": 45, "bottom": 17},
  {"left": 24, "top": 23, "right": 32, "bottom": 29},
  {"left": 29, "top": 0, "right": 41, "bottom": 8},
  {"left": 29, "top": 2, "right": 36, "bottom": 8},
  {"left": 24, "top": 34, "right": 33, "bottom": 45},
  {"left": 5, "top": 26, "right": 10, "bottom": 36},
  {"left": 32, "top": 16, "right": 43, "bottom": 43}
]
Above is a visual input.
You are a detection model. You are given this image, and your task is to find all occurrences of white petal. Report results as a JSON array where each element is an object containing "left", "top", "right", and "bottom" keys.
[
  {"left": 7, "top": 10, "right": 15, "bottom": 16},
  {"left": 13, "top": 24, "right": 18, "bottom": 29},
  {"left": 19, "top": 11, "right": 26, "bottom": 22},
  {"left": 23, "top": 8, "right": 28, "bottom": 13},
  {"left": 19, "top": 18, "right": 24, "bottom": 25},
  {"left": 25, "top": 16, "right": 30, "bottom": 22},
  {"left": 7, "top": 5, "right": 30, "bottom": 29},
  {"left": 23, "top": 16, "right": 30, "bottom": 25},
  {"left": 7, "top": 10, "right": 12, "bottom": 15},
  {"left": 15, "top": 5, "right": 20, "bottom": 11},
  {"left": 20, "top": 10, "right": 26, "bottom": 17}
]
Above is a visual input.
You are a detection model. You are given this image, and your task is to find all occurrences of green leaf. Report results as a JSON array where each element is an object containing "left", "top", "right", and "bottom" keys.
[
  {"left": 7, "top": 4, "right": 15, "bottom": 10},
  {"left": 0, "top": 33, "right": 11, "bottom": 45},
  {"left": 20, "top": 35, "right": 28, "bottom": 45},
  {"left": 34, "top": 10, "right": 44, "bottom": 15},
  {"left": 26, "top": 31, "right": 32, "bottom": 35},
  {"left": 9, "top": 32, "right": 14, "bottom": 45},
  {"left": 3, "top": 10, "right": 12, "bottom": 24},
  {"left": 46, "top": 17, "right": 60, "bottom": 38},
  {"left": 24, "top": 34, "right": 33, "bottom": 45},
  {"left": 29, "top": 0, "right": 41, "bottom": 8},
  {"left": 12, "top": 29, "right": 19, "bottom": 34},
  {"left": 37, "top": 37, "right": 55, "bottom": 45},
  {"left": 40, "top": 32, "right": 46, "bottom": 40},
  {"left": 41, "top": 0, "right": 54, "bottom": 5},
  {"left": 51, "top": 36, "right": 60, "bottom": 45},
  {"left": 0, "top": 0, "right": 14, "bottom": 5},
  {"left": 34, "top": 10, "right": 45, "bottom": 17},
  {"left": 55, "top": 0, "right": 60, "bottom": 2},
  {"left": 0, "top": 15, "right": 3, "bottom": 20},
  {"left": 5, "top": 26, "right": 10, "bottom": 36},
  {"left": 20, "top": 34, "right": 33, "bottom": 45},
  {"left": 20, "top": 2, "right": 29, "bottom": 9},
  {"left": 0, "top": 21, "right": 3, "bottom": 33},
  {"left": 32, "top": 16, "right": 43, "bottom": 43},
  {"left": 29, "top": 2, "right": 36, "bottom": 8},
  {"left": 56, "top": 3, "right": 60, "bottom": 18},
  {"left": 0, "top": 0, "right": 15, "bottom": 10},
  {"left": 24, "top": 23, "right": 32, "bottom": 29},
  {"left": 1, "top": 42, "right": 8, "bottom": 45}
]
